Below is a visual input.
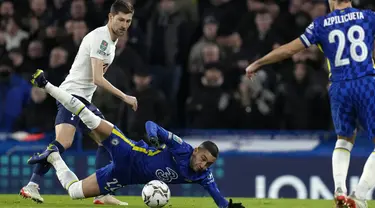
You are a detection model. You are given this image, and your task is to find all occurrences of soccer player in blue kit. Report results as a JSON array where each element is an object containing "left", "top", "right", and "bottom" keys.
[
  {"left": 28, "top": 70, "right": 244, "bottom": 208},
  {"left": 245, "top": 0, "right": 375, "bottom": 207}
]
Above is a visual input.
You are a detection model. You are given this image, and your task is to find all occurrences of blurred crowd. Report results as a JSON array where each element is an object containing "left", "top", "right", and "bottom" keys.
[{"left": 1, "top": 0, "right": 375, "bottom": 139}]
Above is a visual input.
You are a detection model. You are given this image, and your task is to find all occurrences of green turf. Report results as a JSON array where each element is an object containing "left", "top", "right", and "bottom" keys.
[{"left": 0, "top": 195, "right": 374, "bottom": 207}]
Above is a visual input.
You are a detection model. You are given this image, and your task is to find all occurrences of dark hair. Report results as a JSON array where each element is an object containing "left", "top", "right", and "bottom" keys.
[
  {"left": 337, "top": 0, "right": 352, "bottom": 3},
  {"left": 110, "top": 0, "right": 134, "bottom": 15},
  {"left": 199, "top": 141, "right": 219, "bottom": 158}
]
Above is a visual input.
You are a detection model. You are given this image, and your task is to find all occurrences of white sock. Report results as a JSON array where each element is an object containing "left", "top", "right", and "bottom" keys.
[
  {"left": 45, "top": 83, "right": 85, "bottom": 115},
  {"left": 47, "top": 152, "right": 79, "bottom": 190},
  {"left": 45, "top": 83, "right": 102, "bottom": 130},
  {"left": 27, "top": 182, "right": 38, "bottom": 187},
  {"left": 68, "top": 180, "right": 85, "bottom": 199},
  {"left": 45, "top": 83, "right": 101, "bottom": 130},
  {"left": 355, "top": 151, "right": 375, "bottom": 200},
  {"left": 332, "top": 139, "right": 353, "bottom": 195},
  {"left": 78, "top": 108, "right": 101, "bottom": 130}
]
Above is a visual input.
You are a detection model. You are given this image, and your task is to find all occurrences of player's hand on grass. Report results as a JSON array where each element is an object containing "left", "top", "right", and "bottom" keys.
[
  {"left": 228, "top": 199, "right": 245, "bottom": 208},
  {"left": 124, "top": 95, "right": 138, "bottom": 111}
]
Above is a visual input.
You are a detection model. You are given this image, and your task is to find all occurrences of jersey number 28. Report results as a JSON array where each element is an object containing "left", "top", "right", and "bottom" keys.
[{"left": 329, "top": 25, "right": 368, "bottom": 67}]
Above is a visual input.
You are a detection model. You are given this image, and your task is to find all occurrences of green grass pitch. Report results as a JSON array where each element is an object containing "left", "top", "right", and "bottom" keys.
[{"left": 0, "top": 195, "right": 375, "bottom": 208}]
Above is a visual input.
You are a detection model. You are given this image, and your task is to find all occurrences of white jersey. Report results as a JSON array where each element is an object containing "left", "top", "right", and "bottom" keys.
[{"left": 60, "top": 25, "right": 117, "bottom": 102}]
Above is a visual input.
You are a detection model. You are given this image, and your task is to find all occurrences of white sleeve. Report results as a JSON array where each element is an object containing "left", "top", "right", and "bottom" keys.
[{"left": 88, "top": 32, "right": 106, "bottom": 60}]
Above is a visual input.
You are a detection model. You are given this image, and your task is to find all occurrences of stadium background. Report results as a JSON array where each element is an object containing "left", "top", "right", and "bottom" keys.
[{"left": 1, "top": 0, "right": 375, "bottom": 201}]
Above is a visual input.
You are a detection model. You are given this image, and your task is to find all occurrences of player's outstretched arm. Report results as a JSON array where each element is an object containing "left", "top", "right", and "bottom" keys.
[
  {"left": 145, "top": 121, "right": 184, "bottom": 149},
  {"left": 91, "top": 58, "right": 138, "bottom": 111},
  {"left": 200, "top": 173, "right": 244, "bottom": 208},
  {"left": 245, "top": 38, "right": 306, "bottom": 78}
]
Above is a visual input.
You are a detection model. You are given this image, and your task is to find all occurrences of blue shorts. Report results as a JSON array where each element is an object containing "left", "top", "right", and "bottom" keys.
[
  {"left": 329, "top": 76, "right": 375, "bottom": 140},
  {"left": 55, "top": 95, "right": 104, "bottom": 134},
  {"left": 95, "top": 126, "right": 149, "bottom": 194}
]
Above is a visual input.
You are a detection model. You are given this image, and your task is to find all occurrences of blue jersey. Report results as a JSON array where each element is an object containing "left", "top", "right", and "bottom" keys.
[
  {"left": 96, "top": 122, "right": 228, "bottom": 208},
  {"left": 299, "top": 7, "right": 375, "bottom": 81}
]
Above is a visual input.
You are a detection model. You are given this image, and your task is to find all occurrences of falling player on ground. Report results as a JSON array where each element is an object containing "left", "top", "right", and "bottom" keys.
[
  {"left": 20, "top": 0, "right": 137, "bottom": 205},
  {"left": 28, "top": 69, "right": 244, "bottom": 208},
  {"left": 245, "top": 0, "right": 375, "bottom": 208}
]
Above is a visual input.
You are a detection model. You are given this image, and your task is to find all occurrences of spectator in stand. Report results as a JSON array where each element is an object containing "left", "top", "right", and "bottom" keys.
[
  {"left": 114, "top": 31, "right": 144, "bottom": 81},
  {"left": 0, "top": 0, "right": 14, "bottom": 29},
  {"left": 0, "top": 56, "right": 31, "bottom": 132},
  {"left": 221, "top": 32, "right": 255, "bottom": 91},
  {"left": 45, "top": 46, "right": 69, "bottom": 86},
  {"left": 8, "top": 48, "right": 33, "bottom": 79},
  {"left": 274, "top": 62, "right": 329, "bottom": 130},
  {"left": 189, "top": 43, "right": 222, "bottom": 94},
  {"left": 4, "top": 17, "right": 28, "bottom": 51},
  {"left": 146, "top": 0, "right": 191, "bottom": 103},
  {"left": 188, "top": 15, "right": 219, "bottom": 73},
  {"left": 186, "top": 62, "right": 241, "bottom": 129},
  {"left": 13, "top": 87, "right": 55, "bottom": 133},
  {"left": 26, "top": 39, "right": 48, "bottom": 71},
  {"left": 126, "top": 69, "right": 169, "bottom": 141},
  {"left": 62, "top": 20, "right": 88, "bottom": 56}
]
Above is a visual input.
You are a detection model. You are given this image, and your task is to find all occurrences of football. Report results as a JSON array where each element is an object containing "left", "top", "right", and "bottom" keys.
[{"left": 142, "top": 180, "right": 171, "bottom": 208}]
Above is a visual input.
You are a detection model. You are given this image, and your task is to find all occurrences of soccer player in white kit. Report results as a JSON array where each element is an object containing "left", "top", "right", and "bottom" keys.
[{"left": 20, "top": 0, "right": 137, "bottom": 205}]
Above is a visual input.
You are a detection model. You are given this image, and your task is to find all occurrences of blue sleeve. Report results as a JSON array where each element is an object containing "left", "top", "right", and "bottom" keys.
[
  {"left": 145, "top": 121, "right": 185, "bottom": 149},
  {"left": 299, "top": 19, "right": 319, "bottom": 48},
  {"left": 200, "top": 172, "right": 228, "bottom": 208}
]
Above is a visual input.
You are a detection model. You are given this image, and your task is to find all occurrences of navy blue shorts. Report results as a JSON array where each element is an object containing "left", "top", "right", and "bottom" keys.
[
  {"left": 329, "top": 76, "right": 375, "bottom": 140},
  {"left": 55, "top": 95, "right": 104, "bottom": 134},
  {"left": 95, "top": 126, "right": 161, "bottom": 194},
  {"left": 95, "top": 126, "right": 136, "bottom": 194}
]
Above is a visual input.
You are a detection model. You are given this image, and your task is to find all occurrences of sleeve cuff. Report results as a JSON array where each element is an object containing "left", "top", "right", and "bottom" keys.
[{"left": 299, "top": 34, "right": 311, "bottom": 48}]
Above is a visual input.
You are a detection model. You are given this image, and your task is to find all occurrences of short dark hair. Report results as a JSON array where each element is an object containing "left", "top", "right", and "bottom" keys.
[
  {"left": 110, "top": 0, "right": 134, "bottom": 15},
  {"left": 199, "top": 141, "right": 219, "bottom": 158}
]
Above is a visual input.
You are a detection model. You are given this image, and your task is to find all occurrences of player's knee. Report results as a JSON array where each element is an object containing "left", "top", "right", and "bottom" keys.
[
  {"left": 55, "top": 124, "right": 76, "bottom": 149},
  {"left": 68, "top": 181, "right": 85, "bottom": 199},
  {"left": 55, "top": 137, "right": 73, "bottom": 149}
]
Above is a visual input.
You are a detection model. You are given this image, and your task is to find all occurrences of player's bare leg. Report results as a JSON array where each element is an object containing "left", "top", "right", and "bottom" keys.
[{"left": 332, "top": 134, "right": 355, "bottom": 208}]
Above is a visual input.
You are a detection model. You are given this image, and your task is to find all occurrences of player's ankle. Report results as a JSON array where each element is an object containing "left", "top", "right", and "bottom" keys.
[
  {"left": 27, "top": 182, "right": 39, "bottom": 188},
  {"left": 335, "top": 187, "right": 347, "bottom": 195},
  {"left": 47, "top": 152, "right": 59, "bottom": 163}
]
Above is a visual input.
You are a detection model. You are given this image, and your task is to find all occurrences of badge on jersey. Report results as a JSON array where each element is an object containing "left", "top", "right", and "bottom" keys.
[
  {"left": 100, "top": 40, "right": 108, "bottom": 51},
  {"left": 172, "top": 135, "right": 183, "bottom": 144}
]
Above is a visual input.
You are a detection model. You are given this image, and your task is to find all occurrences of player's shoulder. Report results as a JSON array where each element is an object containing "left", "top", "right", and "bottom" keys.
[
  {"left": 361, "top": 9, "right": 375, "bottom": 18},
  {"left": 84, "top": 26, "right": 109, "bottom": 42},
  {"left": 305, "top": 15, "right": 325, "bottom": 33},
  {"left": 90, "top": 26, "right": 108, "bottom": 36}
]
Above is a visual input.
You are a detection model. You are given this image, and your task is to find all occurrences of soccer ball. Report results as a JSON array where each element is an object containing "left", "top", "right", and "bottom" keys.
[{"left": 142, "top": 180, "right": 171, "bottom": 208}]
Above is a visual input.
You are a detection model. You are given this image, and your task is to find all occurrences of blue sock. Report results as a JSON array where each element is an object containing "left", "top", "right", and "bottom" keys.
[
  {"left": 95, "top": 146, "right": 112, "bottom": 170},
  {"left": 29, "top": 141, "right": 66, "bottom": 185}
]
